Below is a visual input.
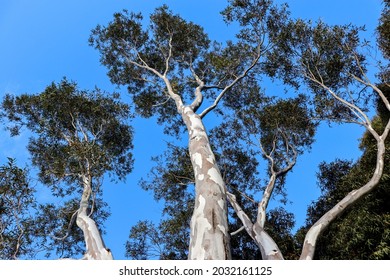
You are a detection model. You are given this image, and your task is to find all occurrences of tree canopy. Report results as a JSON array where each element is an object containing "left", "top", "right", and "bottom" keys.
[
  {"left": 0, "top": 0, "right": 389, "bottom": 260},
  {"left": 1, "top": 79, "right": 134, "bottom": 259}
]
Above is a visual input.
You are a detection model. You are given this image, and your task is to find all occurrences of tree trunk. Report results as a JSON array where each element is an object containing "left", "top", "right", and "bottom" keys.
[
  {"left": 182, "top": 106, "right": 231, "bottom": 260},
  {"left": 227, "top": 192, "right": 284, "bottom": 260},
  {"left": 76, "top": 174, "right": 113, "bottom": 260},
  {"left": 300, "top": 138, "right": 387, "bottom": 260}
]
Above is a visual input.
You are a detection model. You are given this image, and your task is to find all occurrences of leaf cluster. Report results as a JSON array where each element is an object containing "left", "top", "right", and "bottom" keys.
[
  {"left": 89, "top": 6, "right": 209, "bottom": 114},
  {"left": 2, "top": 78, "right": 134, "bottom": 193},
  {"left": 0, "top": 159, "right": 36, "bottom": 259},
  {"left": 264, "top": 18, "right": 373, "bottom": 123}
]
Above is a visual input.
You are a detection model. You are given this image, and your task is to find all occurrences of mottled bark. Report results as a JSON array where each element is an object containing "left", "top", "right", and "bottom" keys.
[
  {"left": 182, "top": 106, "right": 231, "bottom": 260},
  {"left": 117, "top": 30, "right": 261, "bottom": 259},
  {"left": 76, "top": 174, "right": 113, "bottom": 260},
  {"left": 227, "top": 192, "right": 283, "bottom": 260}
]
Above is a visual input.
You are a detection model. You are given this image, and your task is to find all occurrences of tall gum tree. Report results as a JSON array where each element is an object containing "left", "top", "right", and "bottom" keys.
[
  {"left": 89, "top": 0, "right": 290, "bottom": 259},
  {"left": 264, "top": 13, "right": 390, "bottom": 259},
  {"left": 226, "top": 95, "right": 316, "bottom": 259},
  {"left": 1, "top": 79, "right": 134, "bottom": 259}
]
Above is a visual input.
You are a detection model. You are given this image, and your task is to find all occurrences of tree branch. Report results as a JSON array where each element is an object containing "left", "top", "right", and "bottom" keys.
[
  {"left": 300, "top": 116, "right": 390, "bottom": 260},
  {"left": 199, "top": 52, "right": 261, "bottom": 119}
]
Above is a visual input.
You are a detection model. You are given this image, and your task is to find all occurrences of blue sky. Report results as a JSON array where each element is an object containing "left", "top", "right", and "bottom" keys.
[{"left": 0, "top": 0, "right": 384, "bottom": 259}]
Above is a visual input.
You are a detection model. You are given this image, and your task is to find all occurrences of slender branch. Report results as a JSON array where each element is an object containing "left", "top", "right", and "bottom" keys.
[
  {"left": 231, "top": 226, "right": 245, "bottom": 236},
  {"left": 348, "top": 71, "right": 390, "bottom": 112},
  {"left": 257, "top": 131, "right": 298, "bottom": 228},
  {"left": 119, "top": 40, "right": 185, "bottom": 112},
  {"left": 226, "top": 192, "right": 255, "bottom": 240},
  {"left": 303, "top": 68, "right": 372, "bottom": 127},
  {"left": 51, "top": 210, "right": 78, "bottom": 241},
  {"left": 152, "top": 96, "right": 172, "bottom": 107},
  {"left": 188, "top": 62, "right": 204, "bottom": 112},
  {"left": 227, "top": 191, "right": 284, "bottom": 260},
  {"left": 163, "top": 34, "right": 173, "bottom": 76},
  {"left": 199, "top": 52, "right": 261, "bottom": 118}
]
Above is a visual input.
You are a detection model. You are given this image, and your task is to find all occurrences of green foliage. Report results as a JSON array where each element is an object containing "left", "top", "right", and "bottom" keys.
[
  {"left": 89, "top": 1, "right": 292, "bottom": 134},
  {"left": 264, "top": 18, "right": 372, "bottom": 123},
  {"left": 2, "top": 78, "right": 134, "bottom": 192},
  {"left": 89, "top": 6, "right": 210, "bottom": 125},
  {"left": 298, "top": 89, "right": 390, "bottom": 259},
  {"left": 264, "top": 207, "right": 298, "bottom": 260},
  {"left": 126, "top": 113, "right": 301, "bottom": 259},
  {"left": 0, "top": 158, "right": 36, "bottom": 259},
  {"left": 92, "top": 0, "right": 386, "bottom": 260},
  {"left": 221, "top": 0, "right": 289, "bottom": 45},
  {"left": 34, "top": 197, "right": 110, "bottom": 259},
  {"left": 377, "top": 0, "right": 390, "bottom": 59},
  {"left": 1, "top": 78, "right": 133, "bottom": 258},
  {"left": 127, "top": 144, "right": 193, "bottom": 259}
]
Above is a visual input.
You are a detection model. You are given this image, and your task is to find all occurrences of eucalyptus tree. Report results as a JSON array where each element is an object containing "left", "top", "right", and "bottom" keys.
[
  {"left": 90, "top": 0, "right": 388, "bottom": 260},
  {"left": 1, "top": 79, "right": 134, "bottom": 259},
  {"left": 297, "top": 86, "right": 390, "bottom": 259},
  {"left": 226, "top": 95, "right": 316, "bottom": 259},
  {"left": 90, "top": 0, "right": 290, "bottom": 259},
  {"left": 265, "top": 15, "right": 390, "bottom": 259},
  {"left": 125, "top": 135, "right": 263, "bottom": 260}
]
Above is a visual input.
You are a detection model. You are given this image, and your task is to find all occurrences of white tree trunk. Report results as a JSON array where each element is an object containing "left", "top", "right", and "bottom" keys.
[
  {"left": 76, "top": 174, "right": 113, "bottom": 260},
  {"left": 300, "top": 137, "right": 387, "bottom": 260},
  {"left": 227, "top": 192, "right": 284, "bottom": 260},
  {"left": 182, "top": 107, "right": 231, "bottom": 260}
]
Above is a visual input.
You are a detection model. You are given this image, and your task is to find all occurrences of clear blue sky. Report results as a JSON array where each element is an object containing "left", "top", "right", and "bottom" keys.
[{"left": 0, "top": 0, "right": 383, "bottom": 259}]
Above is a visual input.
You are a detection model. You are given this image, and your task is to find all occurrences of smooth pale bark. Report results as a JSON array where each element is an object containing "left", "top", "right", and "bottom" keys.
[
  {"left": 227, "top": 192, "right": 283, "bottom": 260},
  {"left": 300, "top": 67, "right": 390, "bottom": 260},
  {"left": 300, "top": 137, "right": 388, "bottom": 260},
  {"left": 76, "top": 174, "right": 113, "bottom": 260},
  {"left": 182, "top": 106, "right": 231, "bottom": 260},
  {"left": 225, "top": 135, "right": 296, "bottom": 260},
  {"left": 257, "top": 173, "right": 277, "bottom": 229},
  {"left": 119, "top": 34, "right": 260, "bottom": 259}
]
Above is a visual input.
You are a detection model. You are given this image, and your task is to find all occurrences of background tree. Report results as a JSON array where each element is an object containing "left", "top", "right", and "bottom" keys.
[
  {"left": 225, "top": 94, "right": 316, "bottom": 259},
  {"left": 0, "top": 158, "right": 37, "bottom": 259},
  {"left": 124, "top": 141, "right": 297, "bottom": 260},
  {"left": 1, "top": 78, "right": 134, "bottom": 259}
]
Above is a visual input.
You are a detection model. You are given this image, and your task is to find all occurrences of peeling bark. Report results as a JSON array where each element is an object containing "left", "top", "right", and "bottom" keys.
[
  {"left": 76, "top": 174, "right": 113, "bottom": 260},
  {"left": 182, "top": 107, "right": 231, "bottom": 260}
]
